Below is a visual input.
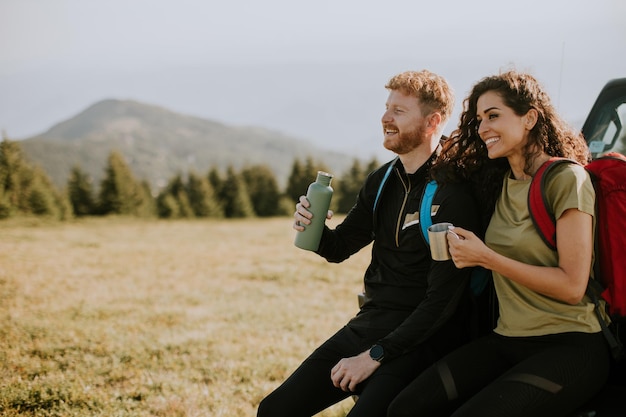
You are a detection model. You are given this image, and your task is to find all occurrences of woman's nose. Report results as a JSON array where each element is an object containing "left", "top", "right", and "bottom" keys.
[{"left": 477, "top": 120, "right": 487, "bottom": 136}]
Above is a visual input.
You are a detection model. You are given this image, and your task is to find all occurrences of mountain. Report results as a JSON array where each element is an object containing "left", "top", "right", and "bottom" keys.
[{"left": 18, "top": 99, "right": 361, "bottom": 191}]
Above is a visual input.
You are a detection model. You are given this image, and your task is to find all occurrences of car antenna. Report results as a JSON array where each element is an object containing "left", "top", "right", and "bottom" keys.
[{"left": 558, "top": 41, "right": 565, "bottom": 110}]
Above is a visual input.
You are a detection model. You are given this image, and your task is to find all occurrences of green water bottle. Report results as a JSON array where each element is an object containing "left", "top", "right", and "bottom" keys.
[{"left": 294, "top": 171, "right": 334, "bottom": 251}]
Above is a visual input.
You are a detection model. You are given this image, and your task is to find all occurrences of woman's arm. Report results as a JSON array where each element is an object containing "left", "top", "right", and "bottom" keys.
[{"left": 448, "top": 208, "right": 593, "bottom": 304}]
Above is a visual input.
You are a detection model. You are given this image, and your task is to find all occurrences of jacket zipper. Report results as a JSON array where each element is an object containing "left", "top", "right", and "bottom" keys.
[{"left": 395, "top": 169, "right": 410, "bottom": 247}]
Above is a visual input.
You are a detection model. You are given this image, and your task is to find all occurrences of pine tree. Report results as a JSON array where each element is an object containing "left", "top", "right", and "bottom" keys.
[
  {"left": 156, "top": 174, "right": 193, "bottom": 218},
  {"left": 221, "top": 166, "right": 255, "bottom": 218},
  {"left": 98, "top": 151, "right": 144, "bottom": 215},
  {"left": 0, "top": 137, "right": 66, "bottom": 218},
  {"left": 208, "top": 167, "right": 225, "bottom": 209},
  {"left": 241, "top": 164, "right": 284, "bottom": 217},
  {"left": 285, "top": 158, "right": 305, "bottom": 202},
  {"left": 171, "top": 174, "right": 194, "bottom": 218},
  {"left": 285, "top": 156, "right": 334, "bottom": 210},
  {"left": 365, "top": 157, "right": 381, "bottom": 175},
  {"left": 336, "top": 159, "right": 363, "bottom": 213},
  {"left": 0, "top": 138, "right": 25, "bottom": 214},
  {"left": 136, "top": 180, "right": 157, "bottom": 218},
  {"left": 156, "top": 193, "right": 181, "bottom": 218},
  {"left": 186, "top": 171, "right": 223, "bottom": 218},
  {"left": 0, "top": 187, "right": 8, "bottom": 218},
  {"left": 208, "top": 167, "right": 223, "bottom": 195},
  {"left": 27, "top": 171, "right": 60, "bottom": 217},
  {"left": 67, "top": 165, "right": 96, "bottom": 216}
]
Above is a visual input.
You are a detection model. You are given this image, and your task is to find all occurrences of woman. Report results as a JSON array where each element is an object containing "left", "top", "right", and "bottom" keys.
[{"left": 387, "top": 71, "right": 611, "bottom": 417}]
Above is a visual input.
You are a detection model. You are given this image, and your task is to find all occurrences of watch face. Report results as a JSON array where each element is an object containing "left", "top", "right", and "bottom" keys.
[{"left": 370, "top": 345, "right": 384, "bottom": 361}]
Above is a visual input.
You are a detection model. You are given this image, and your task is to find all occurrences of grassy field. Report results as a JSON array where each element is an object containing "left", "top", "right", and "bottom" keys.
[{"left": 0, "top": 216, "right": 370, "bottom": 417}]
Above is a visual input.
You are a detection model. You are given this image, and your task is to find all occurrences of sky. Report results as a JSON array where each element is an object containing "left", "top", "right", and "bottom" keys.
[{"left": 1, "top": 0, "right": 625, "bottom": 160}]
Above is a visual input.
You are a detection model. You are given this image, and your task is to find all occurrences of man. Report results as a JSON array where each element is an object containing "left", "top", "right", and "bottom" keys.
[{"left": 257, "top": 70, "right": 481, "bottom": 417}]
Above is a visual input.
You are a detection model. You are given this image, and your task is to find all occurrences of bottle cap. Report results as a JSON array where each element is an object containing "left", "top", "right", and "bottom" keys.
[{"left": 316, "top": 171, "right": 333, "bottom": 186}]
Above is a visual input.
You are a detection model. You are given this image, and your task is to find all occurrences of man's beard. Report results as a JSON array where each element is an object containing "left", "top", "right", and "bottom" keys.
[{"left": 383, "top": 124, "right": 426, "bottom": 155}]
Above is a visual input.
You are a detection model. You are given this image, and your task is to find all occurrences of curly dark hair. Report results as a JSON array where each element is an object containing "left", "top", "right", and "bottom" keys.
[{"left": 431, "top": 70, "right": 590, "bottom": 226}]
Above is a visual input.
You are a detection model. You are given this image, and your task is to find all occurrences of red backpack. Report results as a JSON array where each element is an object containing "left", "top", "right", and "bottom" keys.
[{"left": 528, "top": 152, "right": 626, "bottom": 359}]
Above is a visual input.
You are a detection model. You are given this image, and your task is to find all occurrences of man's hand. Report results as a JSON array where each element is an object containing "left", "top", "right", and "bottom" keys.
[
  {"left": 330, "top": 350, "right": 381, "bottom": 392},
  {"left": 293, "top": 195, "right": 333, "bottom": 231}
]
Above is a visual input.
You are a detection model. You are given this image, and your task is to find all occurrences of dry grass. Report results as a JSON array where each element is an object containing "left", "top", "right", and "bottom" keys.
[{"left": 0, "top": 216, "right": 370, "bottom": 416}]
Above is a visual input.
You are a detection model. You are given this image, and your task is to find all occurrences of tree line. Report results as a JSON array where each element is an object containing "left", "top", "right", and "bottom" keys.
[{"left": 0, "top": 137, "right": 381, "bottom": 220}]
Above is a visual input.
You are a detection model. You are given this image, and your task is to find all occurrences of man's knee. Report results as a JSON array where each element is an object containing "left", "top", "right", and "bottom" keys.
[
  {"left": 386, "top": 396, "right": 413, "bottom": 417},
  {"left": 256, "top": 395, "right": 269, "bottom": 417},
  {"left": 387, "top": 385, "right": 438, "bottom": 417},
  {"left": 257, "top": 393, "right": 283, "bottom": 417},
  {"left": 256, "top": 392, "right": 286, "bottom": 417},
  {"left": 257, "top": 388, "right": 305, "bottom": 417}
]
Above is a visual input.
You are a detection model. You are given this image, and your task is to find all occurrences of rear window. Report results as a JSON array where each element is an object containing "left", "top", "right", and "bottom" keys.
[
  {"left": 583, "top": 79, "right": 626, "bottom": 159},
  {"left": 587, "top": 100, "right": 626, "bottom": 157}
]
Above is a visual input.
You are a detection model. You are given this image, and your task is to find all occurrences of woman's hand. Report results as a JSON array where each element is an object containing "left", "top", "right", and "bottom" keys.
[
  {"left": 446, "top": 226, "right": 489, "bottom": 269},
  {"left": 448, "top": 209, "right": 592, "bottom": 304}
]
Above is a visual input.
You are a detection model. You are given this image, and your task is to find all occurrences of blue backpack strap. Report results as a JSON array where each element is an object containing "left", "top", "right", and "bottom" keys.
[
  {"left": 373, "top": 159, "right": 396, "bottom": 213},
  {"left": 420, "top": 180, "right": 489, "bottom": 296},
  {"left": 373, "top": 164, "right": 437, "bottom": 246},
  {"left": 470, "top": 267, "right": 490, "bottom": 296},
  {"left": 420, "top": 180, "right": 438, "bottom": 244}
]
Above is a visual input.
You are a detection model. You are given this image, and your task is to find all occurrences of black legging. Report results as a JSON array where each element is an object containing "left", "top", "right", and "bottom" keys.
[
  {"left": 388, "top": 331, "right": 610, "bottom": 417},
  {"left": 257, "top": 325, "right": 445, "bottom": 417}
]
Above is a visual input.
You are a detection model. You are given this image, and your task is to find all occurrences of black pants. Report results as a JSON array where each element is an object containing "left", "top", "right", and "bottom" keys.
[
  {"left": 257, "top": 325, "right": 448, "bottom": 417},
  {"left": 388, "top": 331, "right": 610, "bottom": 417}
]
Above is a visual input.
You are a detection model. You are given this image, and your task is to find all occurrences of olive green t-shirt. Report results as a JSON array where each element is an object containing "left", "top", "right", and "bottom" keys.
[{"left": 486, "top": 163, "right": 603, "bottom": 337}]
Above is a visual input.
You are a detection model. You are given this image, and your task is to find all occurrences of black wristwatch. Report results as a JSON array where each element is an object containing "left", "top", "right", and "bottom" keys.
[{"left": 369, "top": 344, "right": 385, "bottom": 362}]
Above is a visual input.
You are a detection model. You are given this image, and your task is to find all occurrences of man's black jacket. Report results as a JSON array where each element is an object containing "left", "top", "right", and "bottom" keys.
[{"left": 316, "top": 155, "right": 482, "bottom": 362}]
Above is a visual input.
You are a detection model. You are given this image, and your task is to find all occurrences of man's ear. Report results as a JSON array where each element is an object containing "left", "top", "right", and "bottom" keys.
[
  {"left": 426, "top": 112, "right": 442, "bottom": 133},
  {"left": 525, "top": 109, "right": 538, "bottom": 130}
]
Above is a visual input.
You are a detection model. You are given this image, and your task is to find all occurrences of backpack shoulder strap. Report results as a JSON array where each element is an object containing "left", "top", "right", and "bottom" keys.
[
  {"left": 373, "top": 158, "right": 397, "bottom": 213},
  {"left": 372, "top": 157, "right": 438, "bottom": 246},
  {"left": 419, "top": 179, "right": 493, "bottom": 297},
  {"left": 373, "top": 162, "right": 438, "bottom": 245},
  {"left": 420, "top": 180, "right": 438, "bottom": 245},
  {"left": 528, "top": 157, "right": 577, "bottom": 251}
]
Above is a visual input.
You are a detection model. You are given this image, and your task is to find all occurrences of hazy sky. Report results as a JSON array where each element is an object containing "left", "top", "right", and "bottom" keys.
[{"left": 1, "top": 0, "right": 625, "bottom": 159}]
